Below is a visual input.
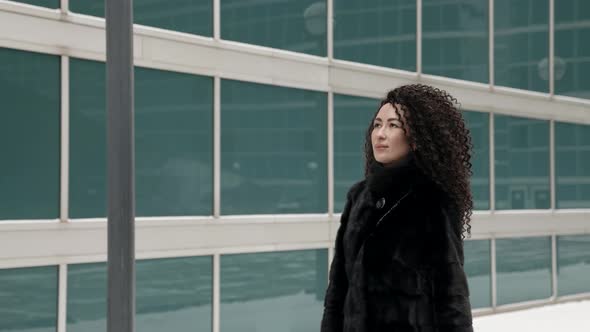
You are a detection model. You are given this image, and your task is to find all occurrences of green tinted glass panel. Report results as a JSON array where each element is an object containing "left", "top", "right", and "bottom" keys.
[
  {"left": 333, "top": 94, "right": 377, "bottom": 212},
  {"left": 555, "top": 122, "right": 590, "bottom": 208},
  {"left": 70, "top": 58, "right": 213, "bottom": 218},
  {"left": 422, "top": 0, "right": 488, "bottom": 82},
  {"left": 463, "top": 111, "right": 490, "bottom": 210},
  {"left": 334, "top": 0, "right": 416, "bottom": 71},
  {"left": 220, "top": 249, "right": 327, "bottom": 332},
  {"left": 0, "top": 266, "right": 57, "bottom": 331},
  {"left": 221, "top": 0, "right": 326, "bottom": 57},
  {"left": 67, "top": 257, "right": 212, "bottom": 332},
  {"left": 494, "top": 115, "right": 550, "bottom": 210},
  {"left": 221, "top": 80, "right": 327, "bottom": 215},
  {"left": 555, "top": 0, "right": 590, "bottom": 99},
  {"left": 496, "top": 237, "right": 552, "bottom": 305},
  {"left": 11, "top": 0, "right": 58, "bottom": 8},
  {"left": 464, "top": 240, "right": 491, "bottom": 309},
  {"left": 69, "top": 0, "right": 212, "bottom": 36},
  {"left": 494, "top": 0, "right": 549, "bottom": 92},
  {"left": 0, "top": 47, "right": 60, "bottom": 220},
  {"left": 557, "top": 234, "right": 590, "bottom": 296}
]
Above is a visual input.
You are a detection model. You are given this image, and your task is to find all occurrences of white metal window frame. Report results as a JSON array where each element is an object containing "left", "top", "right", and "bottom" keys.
[{"left": 0, "top": 0, "right": 590, "bottom": 329}]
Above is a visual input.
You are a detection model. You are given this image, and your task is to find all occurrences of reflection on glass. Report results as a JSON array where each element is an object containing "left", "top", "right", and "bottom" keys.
[
  {"left": 69, "top": 58, "right": 213, "bottom": 218},
  {"left": 11, "top": 0, "right": 58, "bottom": 8},
  {"left": 67, "top": 257, "right": 212, "bottom": 332},
  {"left": 496, "top": 237, "right": 552, "bottom": 305},
  {"left": 220, "top": 249, "right": 327, "bottom": 332},
  {"left": 0, "top": 47, "right": 60, "bottom": 220},
  {"left": 333, "top": 94, "right": 378, "bottom": 212},
  {"left": 0, "top": 266, "right": 57, "bottom": 332},
  {"left": 221, "top": 79, "right": 327, "bottom": 215},
  {"left": 557, "top": 234, "right": 590, "bottom": 296},
  {"left": 333, "top": 0, "right": 416, "bottom": 71},
  {"left": 464, "top": 240, "right": 491, "bottom": 309},
  {"left": 70, "top": 0, "right": 213, "bottom": 36},
  {"left": 555, "top": 0, "right": 590, "bottom": 99},
  {"left": 555, "top": 122, "right": 590, "bottom": 208},
  {"left": 494, "top": 115, "right": 550, "bottom": 210},
  {"left": 494, "top": 0, "right": 549, "bottom": 92},
  {"left": 221, "top": 0, "right": 326, "bottom": 56},
  {"left": 463, "top": 111, "right": 490, "bottom": 210},
  {"left": 422, "top": 0, "right": 488, "bottom": 83}
]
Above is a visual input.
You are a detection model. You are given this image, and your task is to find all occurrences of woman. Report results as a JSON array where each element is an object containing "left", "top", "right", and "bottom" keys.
[{"left": 321, "top": 84, "right": 474, "bottom": 332}]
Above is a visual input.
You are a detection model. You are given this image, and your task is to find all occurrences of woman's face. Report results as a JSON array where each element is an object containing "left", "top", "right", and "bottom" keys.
[{"left": 371, "top": 103, "right": 412, "bottom": 166}]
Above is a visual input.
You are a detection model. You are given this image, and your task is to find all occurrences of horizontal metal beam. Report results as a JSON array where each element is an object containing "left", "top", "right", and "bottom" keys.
[{"left": 0, "top": 210, "right": 589, "bottom": 269}]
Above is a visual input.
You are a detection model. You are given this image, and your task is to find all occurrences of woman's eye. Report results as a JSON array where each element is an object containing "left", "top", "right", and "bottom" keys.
[
  {"left": 373, "top": 123, "right": 381, "bottom": 128},
  {"left": 390, "top": 123, "right": 398, "bottom": 128}
]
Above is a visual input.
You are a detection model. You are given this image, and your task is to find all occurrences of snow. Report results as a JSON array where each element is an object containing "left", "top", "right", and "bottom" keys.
[{"left": 474, "top": 300, "right": 590, "bottom": 332}]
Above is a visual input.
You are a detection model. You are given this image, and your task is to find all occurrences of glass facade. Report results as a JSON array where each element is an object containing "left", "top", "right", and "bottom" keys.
[
  {"left": 69, "top": 0, "right": 213, "bottom": 37},
  {"left": 221, "top": 79, "right": 327, "bottom": 215},
  {"left": 555, "top": 122, "right": 590, "bottom": 208},
  {"left": 220, "top": 249, "right": 327, "bottom": 332},
  {"left": 221, "top": 0, "right": 326, "bottom": 57},
  {"left": 464, "top": 239, "right": 492, "bottom": 309},
  {"left": 555, "top": 0, "right": 590, "bottom": 99},
  {"left": 422, "top": 0, "right": 488, "bottom": 83},
  {"left": 496, "top": 236, "right": 552, "bottom": 305},
  {"left": 69, "top": 58, "right": 213, "bottom": 218},
  {"left": 3, "top": 0, "right": 590, "bottom": 323},
  {"left": 0, "top": 47, "right": 60, "bottom": 220},
  {"left": 0, "top": 266, "right": 57, "bottom": 332},
  {"left": 67, "top": 257, "right": 212, "bottom": 332},
  {"left": 333, "top": 0, "right": 416, "bottom": 71},
  {"left": 495, "top": 0, "right": 549, "bottom": 92},
  {"left": 333, "top": 94, "right": 378, "bottom": 212},
  {"left": 557, "top": 234, "right": 590, "bottom": 296},
  {"left": 11, "top": 0, "right": 59, "bottom": 8},
  {"left": 494, "top": 115, "right": 550, "bottom": 210},
  {"left": 463, "top": 111, "right": 490, "bottom": 210}
]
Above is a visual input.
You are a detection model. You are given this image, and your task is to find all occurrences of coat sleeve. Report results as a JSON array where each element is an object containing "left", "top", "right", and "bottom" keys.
[
  {"left": 320, "top": 183, "right": 359, "bottom": 332},
  {"left": 430, "top": 206, "right": 474, "bottom": 332}
]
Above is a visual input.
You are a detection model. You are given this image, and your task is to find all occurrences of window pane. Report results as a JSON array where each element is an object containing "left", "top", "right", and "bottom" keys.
[
  {"left": 70, "top": 58, "right": 213, "bottom": 218},
  {"left": 67, "top": 257, "right": 212, "bottom": 332},
  {"left": 555, "top": 122, "right": 590, "bottom": 208},
  {"left": 494, "top": 115, "right": 550, "bottom": 210},
  {"left": 555, "top": 0, "right": 590, "bottom": 99},
  {"left": 220, "top": 249, "right": 327, "bottom": 332},
  {"left": 495, "top": 0, "right": 549, "bottom": 92},
  {"left": 463, "top": 111, "right": 490, "bottom": 210},
  {"left": 334, "top": 0, "right": 416, "bottom": 71},
  {"left": 496, "top": 237, "right": 552, "bottom": 305},
  {"left": 557, "top": 234, "right": 590, "bottom": 296},
  {"left": 333, "top": 94, "right": 377, "bottom": 212},
  {"left": 70, "top": 0, "right": 213, "bottom": 37},
  {"left": 10, "top": 0, "right": 58, "bottom": 8},
  {"left": 423, "top": 0, "right": 488, "bottom": 82},
  {"left": 0, "top": 266, "right": 57, "bottom": 332},
  {"left": 0, "top": 47, "right": 60, "bottom": 220},
  {"left": 221, "top": 0, "right": 326, "bottom": 57},
  {"left": 221, "top": 80, "right": 327, "bottom": 215},
  {"left": 464, "top": 240, "right": 491, "bottom": 309}
]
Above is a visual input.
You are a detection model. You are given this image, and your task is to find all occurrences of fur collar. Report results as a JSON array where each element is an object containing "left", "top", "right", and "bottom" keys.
[{"left": 366, "top": 151, "right": 430, "bottom": 200}]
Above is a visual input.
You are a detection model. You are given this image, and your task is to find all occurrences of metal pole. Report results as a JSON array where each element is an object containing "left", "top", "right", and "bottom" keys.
[{"left": 106, "top": 0, "right": 135, "bottom": 331}]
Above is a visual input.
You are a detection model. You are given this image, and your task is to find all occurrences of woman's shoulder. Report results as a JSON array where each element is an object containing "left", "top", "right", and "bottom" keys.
[{"left": 345, "top": 179, "right": 367, "bottom": 203}]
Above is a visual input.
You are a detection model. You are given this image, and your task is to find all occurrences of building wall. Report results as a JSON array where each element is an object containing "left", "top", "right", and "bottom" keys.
[{"left": 0, "top": 0, "right": 589, "bottom": 331}]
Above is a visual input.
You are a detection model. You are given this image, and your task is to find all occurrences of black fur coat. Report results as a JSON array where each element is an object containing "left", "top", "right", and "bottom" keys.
[{"left": 321, "top": 152, "right": 474, "bottom": 332}]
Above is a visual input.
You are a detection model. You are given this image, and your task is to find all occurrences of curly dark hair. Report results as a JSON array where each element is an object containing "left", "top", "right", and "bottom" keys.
[{"left": 364, "top": 84, "right": 474, "bottom": 240}]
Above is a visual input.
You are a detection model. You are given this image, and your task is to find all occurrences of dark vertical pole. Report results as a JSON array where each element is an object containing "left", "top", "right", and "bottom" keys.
[{"left": 106, "top": 0, "right": 135, "bottom": 331}]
